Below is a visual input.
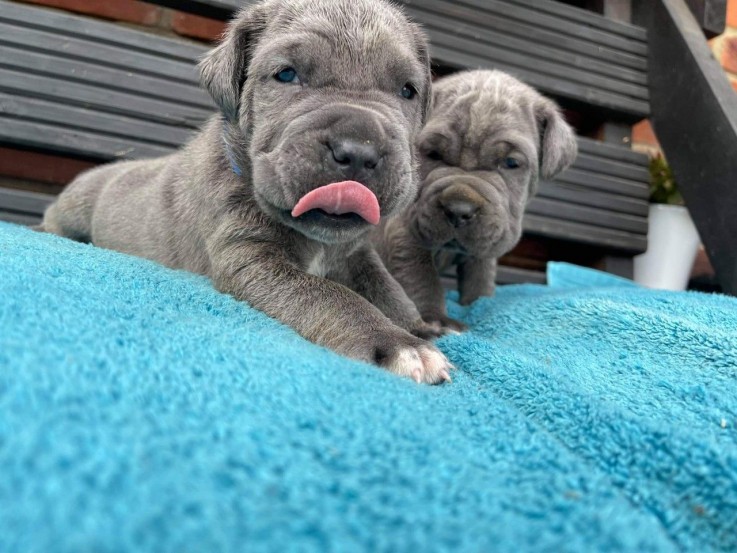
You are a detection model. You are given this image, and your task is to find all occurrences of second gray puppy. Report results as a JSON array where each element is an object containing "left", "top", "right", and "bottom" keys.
[{"left": 376, "top": 70, "right": 578, "bottom": 331}]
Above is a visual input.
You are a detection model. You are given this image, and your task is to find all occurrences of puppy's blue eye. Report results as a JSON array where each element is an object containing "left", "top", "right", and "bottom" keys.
[
  {"left": 275, "top": 67, "right": 297, "bottom": 83},
  {"left": 401, "top": 84, "right": 417, "bottom": 100},
  {"left": 503, "top": 157, "right": 520, "bottom": 169}
]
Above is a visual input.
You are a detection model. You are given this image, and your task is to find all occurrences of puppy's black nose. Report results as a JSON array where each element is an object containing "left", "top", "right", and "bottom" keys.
[
  {"left": 328, "top": 138, "right": 380, "bottom": 172},
  {"left": 441, "top": 200, "right": 479, "bottom": 228}
]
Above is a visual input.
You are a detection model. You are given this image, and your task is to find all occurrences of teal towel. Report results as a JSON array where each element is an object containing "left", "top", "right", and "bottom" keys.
[{"left": 1, "top": 222, "right": 735, "bottom": 552}]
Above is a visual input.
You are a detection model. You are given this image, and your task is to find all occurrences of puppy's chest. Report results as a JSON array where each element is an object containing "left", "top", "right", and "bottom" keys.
[
  {"left": 303, "top": 244, "right": 358, "bottom": 277},
  {"left": 306, "top": 248, "right": 328, "bottom": 277}
]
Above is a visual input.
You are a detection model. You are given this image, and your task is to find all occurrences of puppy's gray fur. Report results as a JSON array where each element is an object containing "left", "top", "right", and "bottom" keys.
[
  {"left": 376, "top": 70, "right": 577, "bottom": 331},
  {"left": 42, "top": 0, "right": 454, "bottom": 383}
]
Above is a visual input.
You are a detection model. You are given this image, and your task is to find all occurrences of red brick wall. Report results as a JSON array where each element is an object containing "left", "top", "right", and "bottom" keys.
[
  {"left": 13, "top": 0, "right": 226, "bottom": 42},
  {"left": 633, "top": 0, "right": 737, "bottom": 153},
  {"left": 19, "top": 0, "right": 163, "bottom": 26}
]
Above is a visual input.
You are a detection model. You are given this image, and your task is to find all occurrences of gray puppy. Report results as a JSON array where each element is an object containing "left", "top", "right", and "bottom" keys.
[
  {"left": 376, "top": 70, "right": 578, "bottom": 331},
  {"left": 41, "top": 0, "right": 455, "bottom": 384}
]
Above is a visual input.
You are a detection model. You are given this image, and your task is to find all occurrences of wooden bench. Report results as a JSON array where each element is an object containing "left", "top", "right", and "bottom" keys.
[
  {"left": 0, "top": 0, "right": 213, "bottom": 159},
  {"left": 0, "top": 0, "right": 657, "bottom": 284}
]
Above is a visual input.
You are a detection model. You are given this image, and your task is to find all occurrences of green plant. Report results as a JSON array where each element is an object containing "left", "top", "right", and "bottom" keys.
[{"left": 648, "top": 153, "right": 684, "bottom": 205}]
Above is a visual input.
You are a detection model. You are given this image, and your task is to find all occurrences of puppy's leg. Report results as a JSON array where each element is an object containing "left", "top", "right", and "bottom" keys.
[
  {"left": 384, "top": 222, "right": 467, "bottom": 333},
  {"left": 42, "top": 166, "right": 107, "bottom": 242},
  {"left": 209, "top": 231, "right": 453, "bottom": 384},
  {"left": 458, "top": 257, "right": 496, "bottom": 306},
  {"left": 327, "top": 245, "right": 444, "bottom": 340}
]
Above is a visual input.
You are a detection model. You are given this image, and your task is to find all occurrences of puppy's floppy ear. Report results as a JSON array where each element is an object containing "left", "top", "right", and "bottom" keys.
[
  {"left": 536, "top": 97, "right": 578, "bottom": 180},
  {"left": 198, "top": 3, "right": 269, "bottom": 122},
  {"left": 430, "top": 82, "right": 451, "bottom": 114},
  {"left": 409, "top": 24, "right": 433, "bottom": 125}
]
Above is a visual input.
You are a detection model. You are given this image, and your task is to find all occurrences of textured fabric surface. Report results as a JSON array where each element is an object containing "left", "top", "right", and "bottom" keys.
[{"left": 1, "top": 222, "right": 735, "bottom": 552}]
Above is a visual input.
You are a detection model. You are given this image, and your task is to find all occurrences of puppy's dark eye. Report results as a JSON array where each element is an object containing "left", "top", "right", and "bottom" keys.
[
  {"left": 401, "top": 83, "right": 417, "bottom": 100},
  {"left": 502, "top": 157, "right": 521, "bottom": 169},
  {"left": 426, "top": 150, "right": 442, "bottom": 161},
  {"left": 274, "top": 67, "right": 298, "bottom": 83}
]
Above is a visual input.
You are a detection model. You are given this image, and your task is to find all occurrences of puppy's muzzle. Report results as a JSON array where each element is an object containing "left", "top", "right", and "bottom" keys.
[
  {"left": 328, "top": 138, "right": 380, "bottom": 172},
  {"left": 438, "top": 184, "right": 487, "bottom": 229},
  {"left": 323, "top": 108, "right": 386, "bottom": 183}
]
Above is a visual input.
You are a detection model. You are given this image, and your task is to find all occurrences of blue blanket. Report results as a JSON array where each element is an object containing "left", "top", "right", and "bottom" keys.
[{"left": 1, "top": 221, "right": 735, "bottom": 552}]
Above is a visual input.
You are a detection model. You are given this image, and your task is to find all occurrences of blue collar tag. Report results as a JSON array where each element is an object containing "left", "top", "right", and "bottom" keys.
[
  {"left": 222, "top": 123, "right": 242, "bottom": 177},
  {"left": 224, "top": 140, "right": 242, "bottom": 177}
]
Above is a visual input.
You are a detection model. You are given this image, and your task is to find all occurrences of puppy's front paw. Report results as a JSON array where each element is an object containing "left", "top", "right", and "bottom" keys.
[
  {"left": 409, "top": 319, "right": 445, "bottom": 340},
  {"left": 374, "top": 333, "right": 454, "bottom": 384}
]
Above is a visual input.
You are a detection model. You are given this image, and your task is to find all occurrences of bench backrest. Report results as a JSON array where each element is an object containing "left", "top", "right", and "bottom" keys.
[
  {"left": 0, "top": 0, "right": 212, "bottom": 161},
  {"left": 0, "top": 0, "right": 651, "bottom": 264}
]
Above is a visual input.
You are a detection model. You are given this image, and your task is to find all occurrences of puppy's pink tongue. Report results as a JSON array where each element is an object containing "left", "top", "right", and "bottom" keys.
[{"left": 291, "top": 181, "right": 380, "bottom": 225}]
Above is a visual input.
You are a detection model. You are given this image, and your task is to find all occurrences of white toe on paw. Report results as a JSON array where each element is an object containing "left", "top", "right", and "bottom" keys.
[
  {"left": 387, "top": 345, "right": 453, "bottom": 384},
  {"left": 386, "top": 347, "right": 424, "bottom": 380},
  {"left": 418, "top": 346, "right": 454, "bottom": 383}
]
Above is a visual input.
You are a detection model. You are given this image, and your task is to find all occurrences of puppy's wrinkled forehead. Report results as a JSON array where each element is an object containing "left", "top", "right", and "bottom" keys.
[
  {"left": 253, "top": 0, "right": 425, "bottom": 90},
  {"left": 437, "top": 72, "right": 539, "bottom": 147}
]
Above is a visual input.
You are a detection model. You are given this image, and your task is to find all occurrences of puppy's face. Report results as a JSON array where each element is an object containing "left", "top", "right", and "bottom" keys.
[
  {"left": 201, "top": 0, "right": 431, "bottom": 244},
  {"left": 410, "top": 70, "right": 577, "bottom": 258}
]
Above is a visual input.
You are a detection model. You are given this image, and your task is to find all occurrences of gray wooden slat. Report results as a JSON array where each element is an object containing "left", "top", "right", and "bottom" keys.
[
  {"left": 0, "top": 210, "right": 42, "bottom": 226},
  {"left": 555, "top": 168, "right": 650, "bottom": 199},
  {"left": 0, "top": 46, "right": 213, "bottom": 110},
  {"left": 429, "top": 43, "right": 650, "bottom": 119},
  {"left": 440, "top": 263, "right": 547, "bottom": 286},
  {"left": 574, "top": 152, "right": 650, "bottom": 181},
  {"left": 520, "top": 0, "right": 647, "bottom": 40},
  {"left": 406, "top": 0, "right": 647, "bottom": 71},
  {"left": 439, "top": 274, "right": 457, "bottom": 290},
  {"left": 527, "top": 197, "right": 648, "bottom": 233},
  {"left": 0, "top": 22, "right": 202, "bottom": 85},
  {"left": 496, "top": 266, "right": 547, "bottom": 285},
  {"left": 523, "top": 214, "right": 648, "bottom": 253},
  {"left": 0, "top": 188, "right": 54, "bottom": 216},
  {"left": 415, "top": 11, "right": 648, "bottom": 96},
  {"left": 407, "top": 4, "right": 646, "bottom": 85},
  {"left": 0, "top": 117, "right": 173, "bottom": 160},
  {"left": 0, "top": 0, "right": 207, "bottom": 62},
  {"left": 0, "top": 68, "right": 210, "bottom": 128},
  {"left": 577, "top": 136, "right": 649, "bottom": 164},
  {"left": 409, "top": 0, "right": 647, "bottom": 55},
  {"left": 0, "top": 93, "right": 197, "bottom": 148},
  {"left": 538, "top": 181, "right": 649, "bottom": 216}
]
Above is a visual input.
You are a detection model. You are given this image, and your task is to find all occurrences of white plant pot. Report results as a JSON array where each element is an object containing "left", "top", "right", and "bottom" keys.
[{"left": 634, "top": 204, "right": 701, "bottom": 291}]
